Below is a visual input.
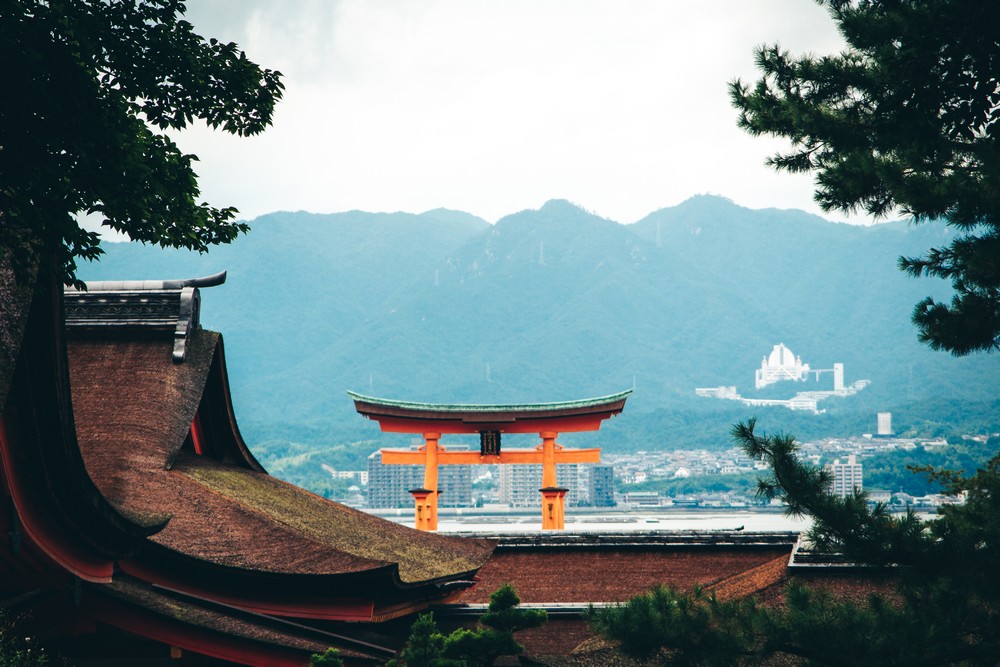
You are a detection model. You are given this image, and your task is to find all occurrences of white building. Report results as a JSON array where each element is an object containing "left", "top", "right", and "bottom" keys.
[
  {"left": 694, "top": 386, "right": 739, "bottom": 399},
  {"left": 755, "top": 343, "right": 811, "bottom": 389},
  {"left": 877, "top": 412, "right": 893, "bottom": 436},
  {"left": 833, "top": 363, "right": 844, "bottom": 391},
  {"left": 825, "top": 454, "right": 863, "bottom": 498}
]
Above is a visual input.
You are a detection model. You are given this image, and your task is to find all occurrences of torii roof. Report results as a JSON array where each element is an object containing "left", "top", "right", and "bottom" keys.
[{"left": 348, "top": 389, "right": 632, "bottom": 434}]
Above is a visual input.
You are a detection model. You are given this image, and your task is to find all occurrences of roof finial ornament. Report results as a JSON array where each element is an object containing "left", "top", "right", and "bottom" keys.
[{"left": 64, "top": 272, "right": 227, "bottom": 363}]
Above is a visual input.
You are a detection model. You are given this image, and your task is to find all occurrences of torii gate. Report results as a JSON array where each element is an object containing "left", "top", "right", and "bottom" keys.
[{"left": 348, "top": 390, "right": 631, "bottom": 530}]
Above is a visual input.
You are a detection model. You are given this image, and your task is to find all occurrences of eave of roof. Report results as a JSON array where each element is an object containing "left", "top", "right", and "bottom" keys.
[
  {"left": 349, "top": 389, "right": 632, "bottom": 433},
  {"left": 348, "top": 389, "right": 632, "bottom": 415},
  {"left": 0, "top": 256, "right": 167, "bottom": 584},
  {"left": 87, "top": 576, "right": 395, "bottom": 665}
]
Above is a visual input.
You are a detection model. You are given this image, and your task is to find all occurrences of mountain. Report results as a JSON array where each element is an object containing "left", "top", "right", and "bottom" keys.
[{"left": 78, "top": 196, "right": 1000, "bottom": 454}]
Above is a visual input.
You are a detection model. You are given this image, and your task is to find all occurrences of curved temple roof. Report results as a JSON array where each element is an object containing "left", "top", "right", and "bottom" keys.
[
  {"left": 68, "top": 332, "right": 493, "bottom": 588},
  {"left": 348, "top": 389, "right": 632, "bottom": 434}
]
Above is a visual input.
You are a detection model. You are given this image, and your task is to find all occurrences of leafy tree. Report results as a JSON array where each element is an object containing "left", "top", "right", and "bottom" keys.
[
  {"left": 309, "top": 648, "right": 344, "bottom": 667},
  {"left": 588, "top": 585, "right": 765, "bottom": 666},
  {"left": 0, "top": 0, "right": 283, "bottom": 283},
  {"left": 442, "top": 584, "right": 546, "bottom": 666},
  {"left": 592, "top": 419, "right": 1000, "bottom": 665},
  {"left": 730, "top": 0, "right": 1000, "bottom": 354},
  {"left": 386, "top": 613, "right": 461, "bottom": 667},
  {"left": 388, "top": 585, "right": 546, "bottom": 667}
]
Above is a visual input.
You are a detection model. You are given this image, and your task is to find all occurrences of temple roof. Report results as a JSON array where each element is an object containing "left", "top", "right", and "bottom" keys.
[
  {"left": 454, "top": 531, "right": 797, "bottom": 605},
  {"left": 67, "top": 331, "right": 494, "bottom": 586},
  {"left": 349, "top": 389, "right": 632, "bottom": 434}
]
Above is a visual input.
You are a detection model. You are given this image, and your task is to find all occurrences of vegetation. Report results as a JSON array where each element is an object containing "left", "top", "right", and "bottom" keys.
[
  {"left": 253, "top": 439, "right": 376, "bottom": 499},
  {"left": 0, "top": 614, "right": 56, "bottom": 666},
  {"left": 0, "top": 0, "right": 283, "bottom": 283},
  {"left": 731, "top": 0, "right": 1000, "bottom": 355},
  {"left": 591, "top": 419, "right": 1000, "bottom": 664},
  {"left": 863, "top": 435, "right": 997, "bottom": 495},
  {"left": 592, "top": 2, "right": 1000, "bottom": 663},
  {"left": 388, "top": 584, "right": 546, "bottom": 667},
  {"left": 309, "top": 648, "right": 343, "bottom": 667}
]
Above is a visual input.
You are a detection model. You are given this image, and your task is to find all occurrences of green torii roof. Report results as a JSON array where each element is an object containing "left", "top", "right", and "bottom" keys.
[
  {"left": 347, "top": 389, "right": 633, "bottom": 434},
  {"left": 346, "top": 389, "right": 632, "bottom": 414}
]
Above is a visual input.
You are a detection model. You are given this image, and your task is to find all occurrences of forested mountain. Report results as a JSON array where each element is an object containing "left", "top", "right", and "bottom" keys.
[{"left": 80, "top": 196, "right": 1000, "bottom": 456}]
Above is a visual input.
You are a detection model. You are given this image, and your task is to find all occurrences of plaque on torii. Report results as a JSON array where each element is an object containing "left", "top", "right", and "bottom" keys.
[{"left": 348, "top": 390, "right": 631, "bottom": 530}]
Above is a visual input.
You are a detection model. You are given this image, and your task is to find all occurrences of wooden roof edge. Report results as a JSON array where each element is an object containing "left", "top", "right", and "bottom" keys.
[
  {"left": 19, "top": 261, "right": 172, "bottom": 544},
  {"left": 431, "top": 602, "right": 608, "bottom": 618},
  {"left": 63, "top": 271, "right": 227, "bottom": 363},
  {"left": 347, "top": 388, "right": 633, "bottom": 415},
  {"left": 127, "top": 539, "right": 484, "bottom": 597},
  {"left": 786, "top": 534, "right": 888, "bottom": 569},
  {"left": 67, "top": 271, "right": 228, "bottom": 292},
  {"left": 88, "top": 577, "right": 394, "bottom": 664},
  {"left": 447, "top": 530, "right": 801, "bottom": 549},
  {"left": 138, "top": 578, "right": 398, "bottom": 658},
  {"left": 204, "top": 334, "right": 268, "bottom": 473}
]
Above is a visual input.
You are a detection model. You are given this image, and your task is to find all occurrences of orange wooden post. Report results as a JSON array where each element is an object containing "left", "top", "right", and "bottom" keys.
[
  {"left": 538, "top": 431, "right": 567, "bottom": 530},
  {"left": 412, "top": 432, "right": 441, "bottom": 531},
  {"left": 539, "top": 431, "right": 558, "bottom": 488},
  {"left": 409, "top": 488, "right": 435, "bottom": 531}
]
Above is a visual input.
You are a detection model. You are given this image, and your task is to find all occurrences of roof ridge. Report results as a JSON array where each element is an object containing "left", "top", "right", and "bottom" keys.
[
  {"left": 346, "top": 389, "right": 633, "bottom": 413},
  {"left": 703, "top": 553, "right": 790, "bottom": 601}
]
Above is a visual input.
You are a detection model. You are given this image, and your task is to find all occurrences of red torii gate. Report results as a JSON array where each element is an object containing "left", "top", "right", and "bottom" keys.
[{"left": 349, "top": 390, "right": 631, "bottom": 530}]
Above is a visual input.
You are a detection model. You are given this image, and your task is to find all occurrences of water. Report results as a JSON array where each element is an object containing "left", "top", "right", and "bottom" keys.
[{"left": 374, "top": 509, "right": 812, "bottom": 534}]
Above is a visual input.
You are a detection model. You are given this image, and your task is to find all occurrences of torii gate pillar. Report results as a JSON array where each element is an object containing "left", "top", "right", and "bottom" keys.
[
  {"left": 408, "top": 432, "right": 442, "bottom": 531},
  {"left": 538, "top": 431, "right": 567, "bottom": 530}
]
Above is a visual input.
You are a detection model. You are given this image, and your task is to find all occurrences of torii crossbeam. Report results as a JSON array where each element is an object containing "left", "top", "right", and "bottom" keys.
[{"left": 349, "top": 390, "right": 631, "bottom": 530}]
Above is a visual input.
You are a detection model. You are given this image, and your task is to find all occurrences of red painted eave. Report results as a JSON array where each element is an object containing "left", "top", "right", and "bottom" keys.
[{"left": 0, "top": 418, "right": 114, "bottom": 583}]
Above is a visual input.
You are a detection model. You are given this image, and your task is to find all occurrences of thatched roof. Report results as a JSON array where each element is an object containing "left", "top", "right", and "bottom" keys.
[{"left": 67, "top": 330, "right": 493, "bottom": 585}]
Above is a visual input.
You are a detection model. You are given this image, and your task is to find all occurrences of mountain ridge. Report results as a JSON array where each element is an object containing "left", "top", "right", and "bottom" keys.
[{"left": 79, "top": 195, "right": 999, "bottom": 452}]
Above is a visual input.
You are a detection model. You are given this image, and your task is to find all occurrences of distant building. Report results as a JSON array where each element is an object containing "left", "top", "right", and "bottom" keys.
[
  {"left": 498, "top": 463, "right": 582, "bottom": 507},
  {"left": 321, "top": 464, "right": 368, "bottom": 485},
  {"left": 694, "top": 386, "right": 739, "bottom": 399},
  {"left": 825, "top": 454, "right": 863, "bottom": 498},
  {"left": 867, "top": 489, "right": 892, "bottom": 505},
  {"left": 755, "top": 343, "right": 810, "bottom": 389},
  {"left": 621, "top": 491, "right": 663, "bottom": 507},
  {"left": 877, "top": 412, "right": 893, "bottom": 436},
  {"left": 366, "top": 447, "right": 472, "bottom": 508},
  {"left": 696, "top": 344, "right": 869, "bottom": 414},
  {"left": 588, "top": 464, "right": 616, "bottom": 507}
]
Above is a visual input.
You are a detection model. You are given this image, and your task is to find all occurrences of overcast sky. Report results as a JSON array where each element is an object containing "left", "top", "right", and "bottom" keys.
[{"left": 169, "top": 0, "right": 870, "bottom": 225}]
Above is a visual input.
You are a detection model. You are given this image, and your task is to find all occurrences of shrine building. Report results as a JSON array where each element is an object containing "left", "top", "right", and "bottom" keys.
[
  {"left": 349, "top": 390, "right": 631, "bottom": 530},
  {"left": 0, "top": 258, "right": 494, "bottom": 666}
]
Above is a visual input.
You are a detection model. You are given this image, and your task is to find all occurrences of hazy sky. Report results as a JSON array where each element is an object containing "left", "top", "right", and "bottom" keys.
[{"left": 169, "top": 0, "right": 868, "bottom": 225}]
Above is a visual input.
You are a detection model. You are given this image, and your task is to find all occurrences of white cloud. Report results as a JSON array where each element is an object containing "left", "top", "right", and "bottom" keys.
[{"left": 169, "top": 0, "right": 873, "bottom": 225}]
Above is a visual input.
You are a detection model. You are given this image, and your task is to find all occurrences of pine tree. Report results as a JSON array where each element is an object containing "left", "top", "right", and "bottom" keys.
[
  {"left": 389, "top": 585, "right": 546, "bottom": 667},
  {"left": 731, "top": 0, "right": 1000, "bottom": 355},
  {"left": 591, "top": 420, "right": 1000, "bottom": 665}
]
